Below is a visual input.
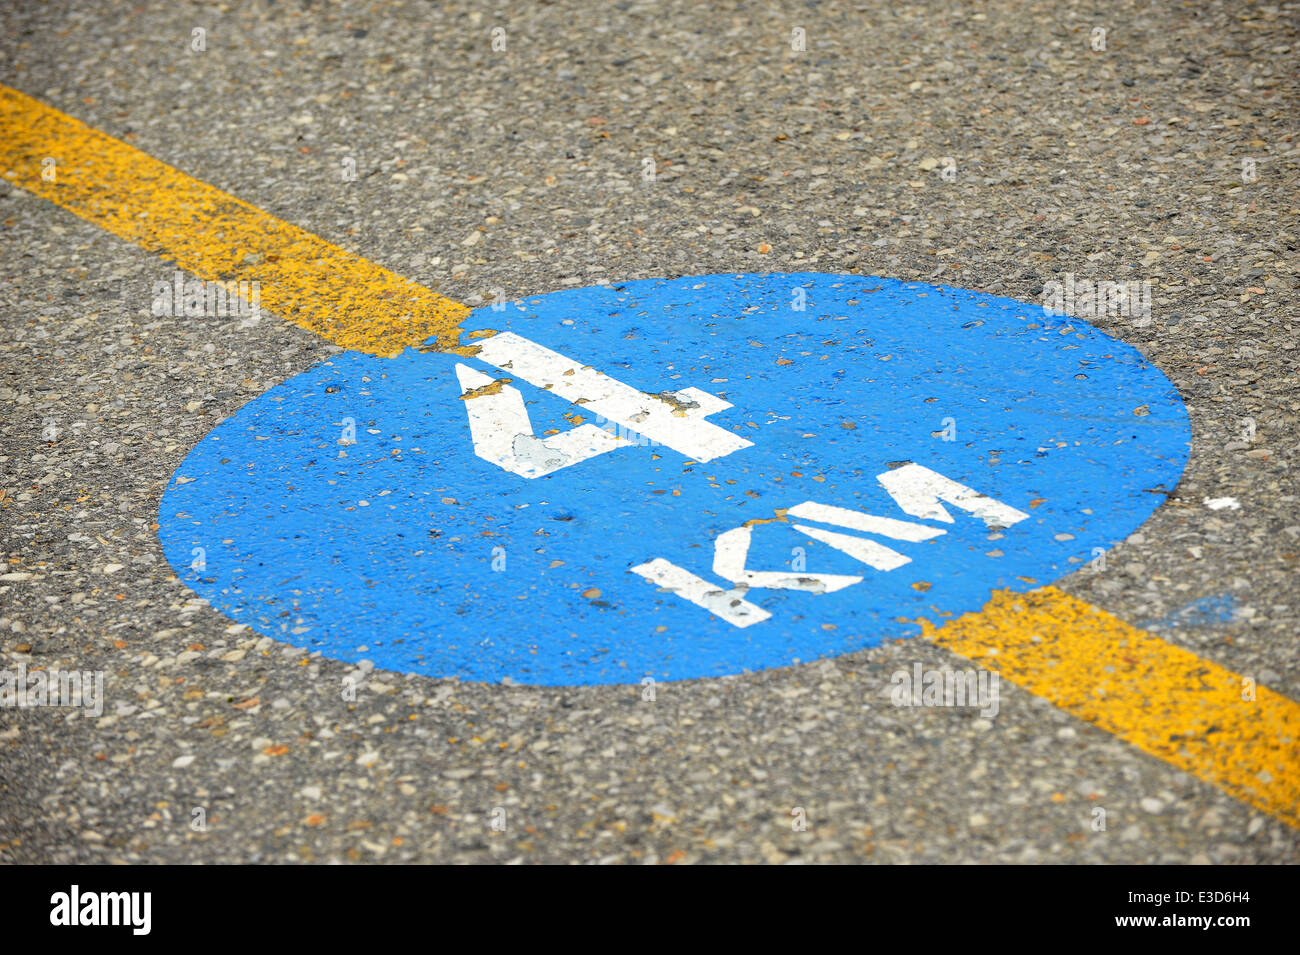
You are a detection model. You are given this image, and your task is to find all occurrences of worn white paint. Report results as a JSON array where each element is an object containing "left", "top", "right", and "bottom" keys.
[
  {"left": 629, "top": 558, "right": 771, "bottom": 628},
  {"left": 454, "top": 363, "right": 626, "bottom": 478},
  {"left": 473, "top": 332, "right": 752, "bottom": 464},
  {"left": 712, "top": 525, "right": 861, "bottom": 593},
  {"left": 786, "top": 501, "right": 947, "bottom": 542},
  {"left": 791, "top": 523, "right": 911, "bottom": 571},
  {"left": 630, "top": 464, "right": 1030, "bottom": 628},
  {"left": 877, "top": 463, "right": 1029, "bottom": 529}
]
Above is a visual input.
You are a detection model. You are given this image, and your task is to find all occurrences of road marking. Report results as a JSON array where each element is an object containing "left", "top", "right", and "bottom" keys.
[
  {"left": 628, "top": 558, "right": 772, "bottom": 628},
  {"left": 0, "top": 84, "right": 469, "bottom": 357},
  {"left": 711, "top": 524, "right": 862, "bottom": 593},
  {"left": 792, "top": 523, "right": 914, "bottom": 572},
  {"left": 786, "top": 500, "right": 948, "bottom": 544},
  {"left": 878, "top": 463, "right": 1030, "bottom": 528},
  {"left": 471, "top": 331, "right": 752, "bottom": 464},
  {"left": 633, "top": 464, "right": 1024, "bottom": 620},
  {"left": 454, "top": 362, "right": 628, "bottom": 478},
  {"left": 923, "top": 587, "right": 1300, "bottom": 829},
  {"left": 453, "top": 328, "right": 752, "bottom": 477},
  {"left": 3, "top": 87, "right": 1296, "bottom": 828}
]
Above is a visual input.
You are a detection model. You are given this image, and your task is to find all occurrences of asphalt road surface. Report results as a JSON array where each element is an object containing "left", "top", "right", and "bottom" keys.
[{"left": 1, "top": 0, "right": 1298, "bottom": 864}]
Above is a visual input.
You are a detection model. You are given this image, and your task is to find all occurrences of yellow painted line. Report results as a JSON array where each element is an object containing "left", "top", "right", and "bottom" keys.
[
  {"left": 922, "top": 587, "right": 1300, "bottom": 828},
  {"left": 0, "top": 84, "right": 470, "bottom": 357},
  {"left": 2, "top": 85, "right": 1296, "bottom": 829}
]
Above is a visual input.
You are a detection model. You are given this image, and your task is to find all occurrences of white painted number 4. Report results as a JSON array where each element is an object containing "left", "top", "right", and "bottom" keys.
[
  {"left": 631, "top": 464, "right": 1029, "bottom": 628},
  {"left": 457, "top": 332, "right": 751, "bottom": 478}
]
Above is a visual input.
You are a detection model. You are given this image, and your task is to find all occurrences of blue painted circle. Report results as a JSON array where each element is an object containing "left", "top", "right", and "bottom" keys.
[{"left": 158, "top": 273, "right": 1190, "bottom": 685}]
